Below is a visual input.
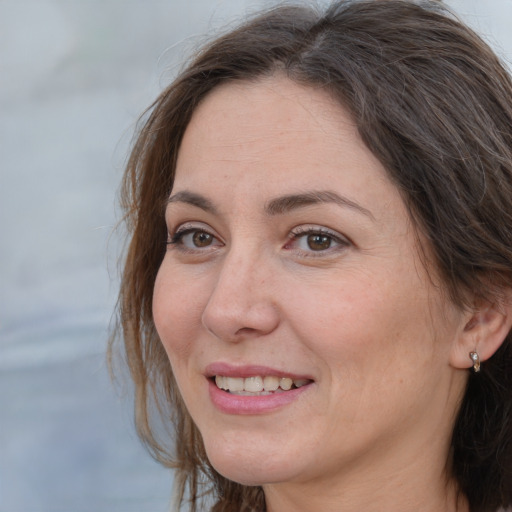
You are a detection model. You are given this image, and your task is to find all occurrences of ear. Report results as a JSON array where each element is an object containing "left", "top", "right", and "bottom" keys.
[{"left": 449, "top": 292, "right": 512, "bottom": 370}]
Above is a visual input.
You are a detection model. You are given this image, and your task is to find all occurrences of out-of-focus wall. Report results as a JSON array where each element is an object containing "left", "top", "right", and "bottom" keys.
[{"left": 0, "top": 1, "right": 510, "bottom": 511}]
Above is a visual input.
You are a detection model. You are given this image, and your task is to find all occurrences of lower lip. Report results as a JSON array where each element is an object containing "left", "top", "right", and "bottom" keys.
[{"left": 208, "top": 379, "right": 312, "bottom": 415}]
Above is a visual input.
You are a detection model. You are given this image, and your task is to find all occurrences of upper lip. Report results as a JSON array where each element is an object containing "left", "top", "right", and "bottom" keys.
[{"left": 205, "top": 362, "right": 314, "bottom": 381}]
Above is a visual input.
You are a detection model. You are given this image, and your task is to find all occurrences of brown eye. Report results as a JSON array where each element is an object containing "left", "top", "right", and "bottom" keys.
[
  {"left": 285, "top": 227, "right": 349, "bottom": 256},
  {"left": 168, "top": 227, "right": 222, "bottom": 251},
  {"left": 307, "top": 234, "right": 332, "bottom": 251},
  {"left": 192, "top": 231, "right": 213, "bottom": 247}
]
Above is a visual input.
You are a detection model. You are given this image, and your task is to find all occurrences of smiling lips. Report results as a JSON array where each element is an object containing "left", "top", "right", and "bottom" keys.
[
  {"left": 215, "top": 375, "right": 312, "bottom": 395},
  {"left": 206, "top": 364, "right": 314, "bottom": 413}
]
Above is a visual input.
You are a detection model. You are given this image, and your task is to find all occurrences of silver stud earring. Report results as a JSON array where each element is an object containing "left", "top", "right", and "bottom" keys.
[{"left": 469, "top": 351, "right": 481, "bottom": 373}]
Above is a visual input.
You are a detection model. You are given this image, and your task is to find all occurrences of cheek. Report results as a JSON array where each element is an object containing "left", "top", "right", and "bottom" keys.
[
  {"left": 285, "top": 268, "right": 440, "bottom": 379},
  {"left": 152, "top": 262, "right": 207, "bottom": 361}
]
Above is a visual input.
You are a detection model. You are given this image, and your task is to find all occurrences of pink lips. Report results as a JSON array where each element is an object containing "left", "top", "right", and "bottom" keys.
[
  {"left": 205, "top": 363, "right": 314, "bottom": 415},
  {"left": 205, "top": 362, "right": 312, "bottom": 380}
]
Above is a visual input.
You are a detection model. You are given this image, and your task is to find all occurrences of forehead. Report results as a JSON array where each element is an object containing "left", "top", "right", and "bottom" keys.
[
  {"left": 185, "top": 76, "right": 349, "bottom": 139},
  {"left": 174, "top": 76, "right": 391, "bottom": 194}
]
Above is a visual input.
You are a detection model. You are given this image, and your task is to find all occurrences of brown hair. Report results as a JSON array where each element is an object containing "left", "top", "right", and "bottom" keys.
[{"left": 112, "top": 1, "right": 512, "bottom": 510}]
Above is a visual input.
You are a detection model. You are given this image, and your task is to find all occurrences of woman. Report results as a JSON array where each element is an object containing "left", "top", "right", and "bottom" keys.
[{"left": 112, "top": 1, "right": 512, "bottom": 510}]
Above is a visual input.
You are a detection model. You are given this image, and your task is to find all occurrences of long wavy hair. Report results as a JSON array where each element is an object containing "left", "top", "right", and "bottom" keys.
[{"left": 111, "top": 1, "right": 512, "bottom": 510}]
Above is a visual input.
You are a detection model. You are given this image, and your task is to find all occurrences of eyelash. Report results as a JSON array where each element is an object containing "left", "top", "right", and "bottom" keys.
[
  {"left": 167, "top": 225, "right": 221, "bottom": 253},
  {"left": 166, "top": 224, "right": 350, "bottom": 256},
  {"left": 286, "top": 226, "right": 350, "bottom": 256}
]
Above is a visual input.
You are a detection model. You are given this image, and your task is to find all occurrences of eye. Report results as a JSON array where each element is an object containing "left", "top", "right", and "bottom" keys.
[
  {"left": 186, "top": 230, "right": 214, "bottom": 248},
  {"left": 167, "top": 225, "right": 222, "bottom": 252},
  {"left": 301, "top": 233, "right": 333, "bottom": 251},
  {"left": 285, "top": 226, "right": 350, "bottom": 255}
]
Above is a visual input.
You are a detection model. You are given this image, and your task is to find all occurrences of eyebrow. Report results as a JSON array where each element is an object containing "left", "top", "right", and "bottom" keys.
[
  {"left": 167, "top": 189, "right": 374, "bottom": 220},
  {"left": 167, "top": 190, "right": 217, "bottom": 214},
  {"left": 265, "top": 190, "right": 375, "bottom": 220}
]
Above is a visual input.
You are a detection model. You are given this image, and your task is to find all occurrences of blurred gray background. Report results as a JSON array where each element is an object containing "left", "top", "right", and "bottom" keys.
[{"left": 0, "top": 1, "right": 511, "bottom": 511}]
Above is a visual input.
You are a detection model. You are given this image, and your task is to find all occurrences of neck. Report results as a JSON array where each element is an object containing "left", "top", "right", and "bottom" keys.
[{"left": 263, "top": 436, "right": 469, "bottom": 512}]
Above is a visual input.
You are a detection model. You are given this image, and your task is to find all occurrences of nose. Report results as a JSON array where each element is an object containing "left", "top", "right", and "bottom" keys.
[{"left": 201, "top": 249, "right": 280, "bottom": 343}]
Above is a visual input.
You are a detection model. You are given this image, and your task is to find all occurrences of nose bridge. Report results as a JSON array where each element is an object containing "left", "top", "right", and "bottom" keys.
[{"left": 201, "top": 241, "right": 279, "bottom": 341}]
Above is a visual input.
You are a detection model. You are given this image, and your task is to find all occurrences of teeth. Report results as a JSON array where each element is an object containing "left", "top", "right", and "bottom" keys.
[
  {"left": 263, "top": 376, "right": 279, "bottom": 391},
  {"left": 245, "top": 376, "right": 263, "bottom": 392},
  {"left": 226, "top": 376, "right": 244, "bottom": 392},
  {"left": 215, "top": 375, "right": 226, "bottom": 390},
  {"left": 214, "top": 375, "right": 310, "bottom": 394},
  {"left": 279, "top": 377, "right": 292, "bottom": 391}
]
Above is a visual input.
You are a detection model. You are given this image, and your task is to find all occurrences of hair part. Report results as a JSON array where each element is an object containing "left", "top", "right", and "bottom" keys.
[{"left": 112, "top": 1, "right": 512, "bottom": 510}]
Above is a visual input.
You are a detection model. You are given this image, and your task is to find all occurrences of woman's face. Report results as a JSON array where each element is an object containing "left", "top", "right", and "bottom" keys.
[{"left": 153, "top": 77, "right": 468, "bottom": 490}]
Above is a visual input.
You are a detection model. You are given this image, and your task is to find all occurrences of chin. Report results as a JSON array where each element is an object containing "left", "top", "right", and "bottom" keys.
[
  {"left": 210, "top": 462, "right": 290, "bottom": 487},
  {"left": 203, "top": 437, "right": 299, "bottom": 486}
]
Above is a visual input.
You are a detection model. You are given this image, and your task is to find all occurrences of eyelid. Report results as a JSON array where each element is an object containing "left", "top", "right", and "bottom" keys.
[
  {"left": 286, "top": 225, "right": 352, "bottom": 255},
  {"left": 167, "top": 222, "right": 223, "bottom": 251},
  {"left": 167, "top": 221, "right": 216, "bottom": 238},
  {"left": 289, "top": 224, "right": 351, "bottom": 242}
]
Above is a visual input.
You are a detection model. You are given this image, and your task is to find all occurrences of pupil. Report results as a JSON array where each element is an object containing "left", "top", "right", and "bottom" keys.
[
  {"left": 307, "top": 234, "right": 331, "bottom": 251},
  {"left": 193, "top": 231, "right": 212, "bottom": 247}
]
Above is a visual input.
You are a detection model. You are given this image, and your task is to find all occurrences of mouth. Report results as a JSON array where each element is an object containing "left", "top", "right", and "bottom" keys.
[
  {"left": 212, "top": 375, "right": 313, "bottom": 396},
  {"left": 206, "top": 365, "right": 314, "bottom": 414}
]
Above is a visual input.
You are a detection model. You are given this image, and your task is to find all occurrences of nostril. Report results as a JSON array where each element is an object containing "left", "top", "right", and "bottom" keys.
[
  {"left": 202, "top": 296, "right": 280, "bottom": 342},
  {"left": 234, "top": 326, "right": 258, "bottom": 336}
]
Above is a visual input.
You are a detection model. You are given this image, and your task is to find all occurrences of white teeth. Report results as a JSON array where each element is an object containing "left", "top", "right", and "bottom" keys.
[
  {"left": 293, "top": 379, "right": 310, "bottom": 388},
  {"left": 279, "top": 377, "right": 293, "bottom": 391},
  {"left": 215, "top": 375, "right": 226, "bottom": 390},
  {"left": 214, "top": 375, "right": 310, "bottom": 394},
  {"left": 226, "top": 376, "right": 244, "bottom": 392},
  {"left": 263, "top": 376, "right": 279, "bottom": 391},
  {"left": 244, "top": 376, "right": 264, "bottom": 392}
]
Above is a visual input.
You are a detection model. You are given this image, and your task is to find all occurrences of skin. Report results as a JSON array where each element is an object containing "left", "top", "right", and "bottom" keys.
[{"left": 153, "top": 77, "right": 473, "bottom": 511}]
